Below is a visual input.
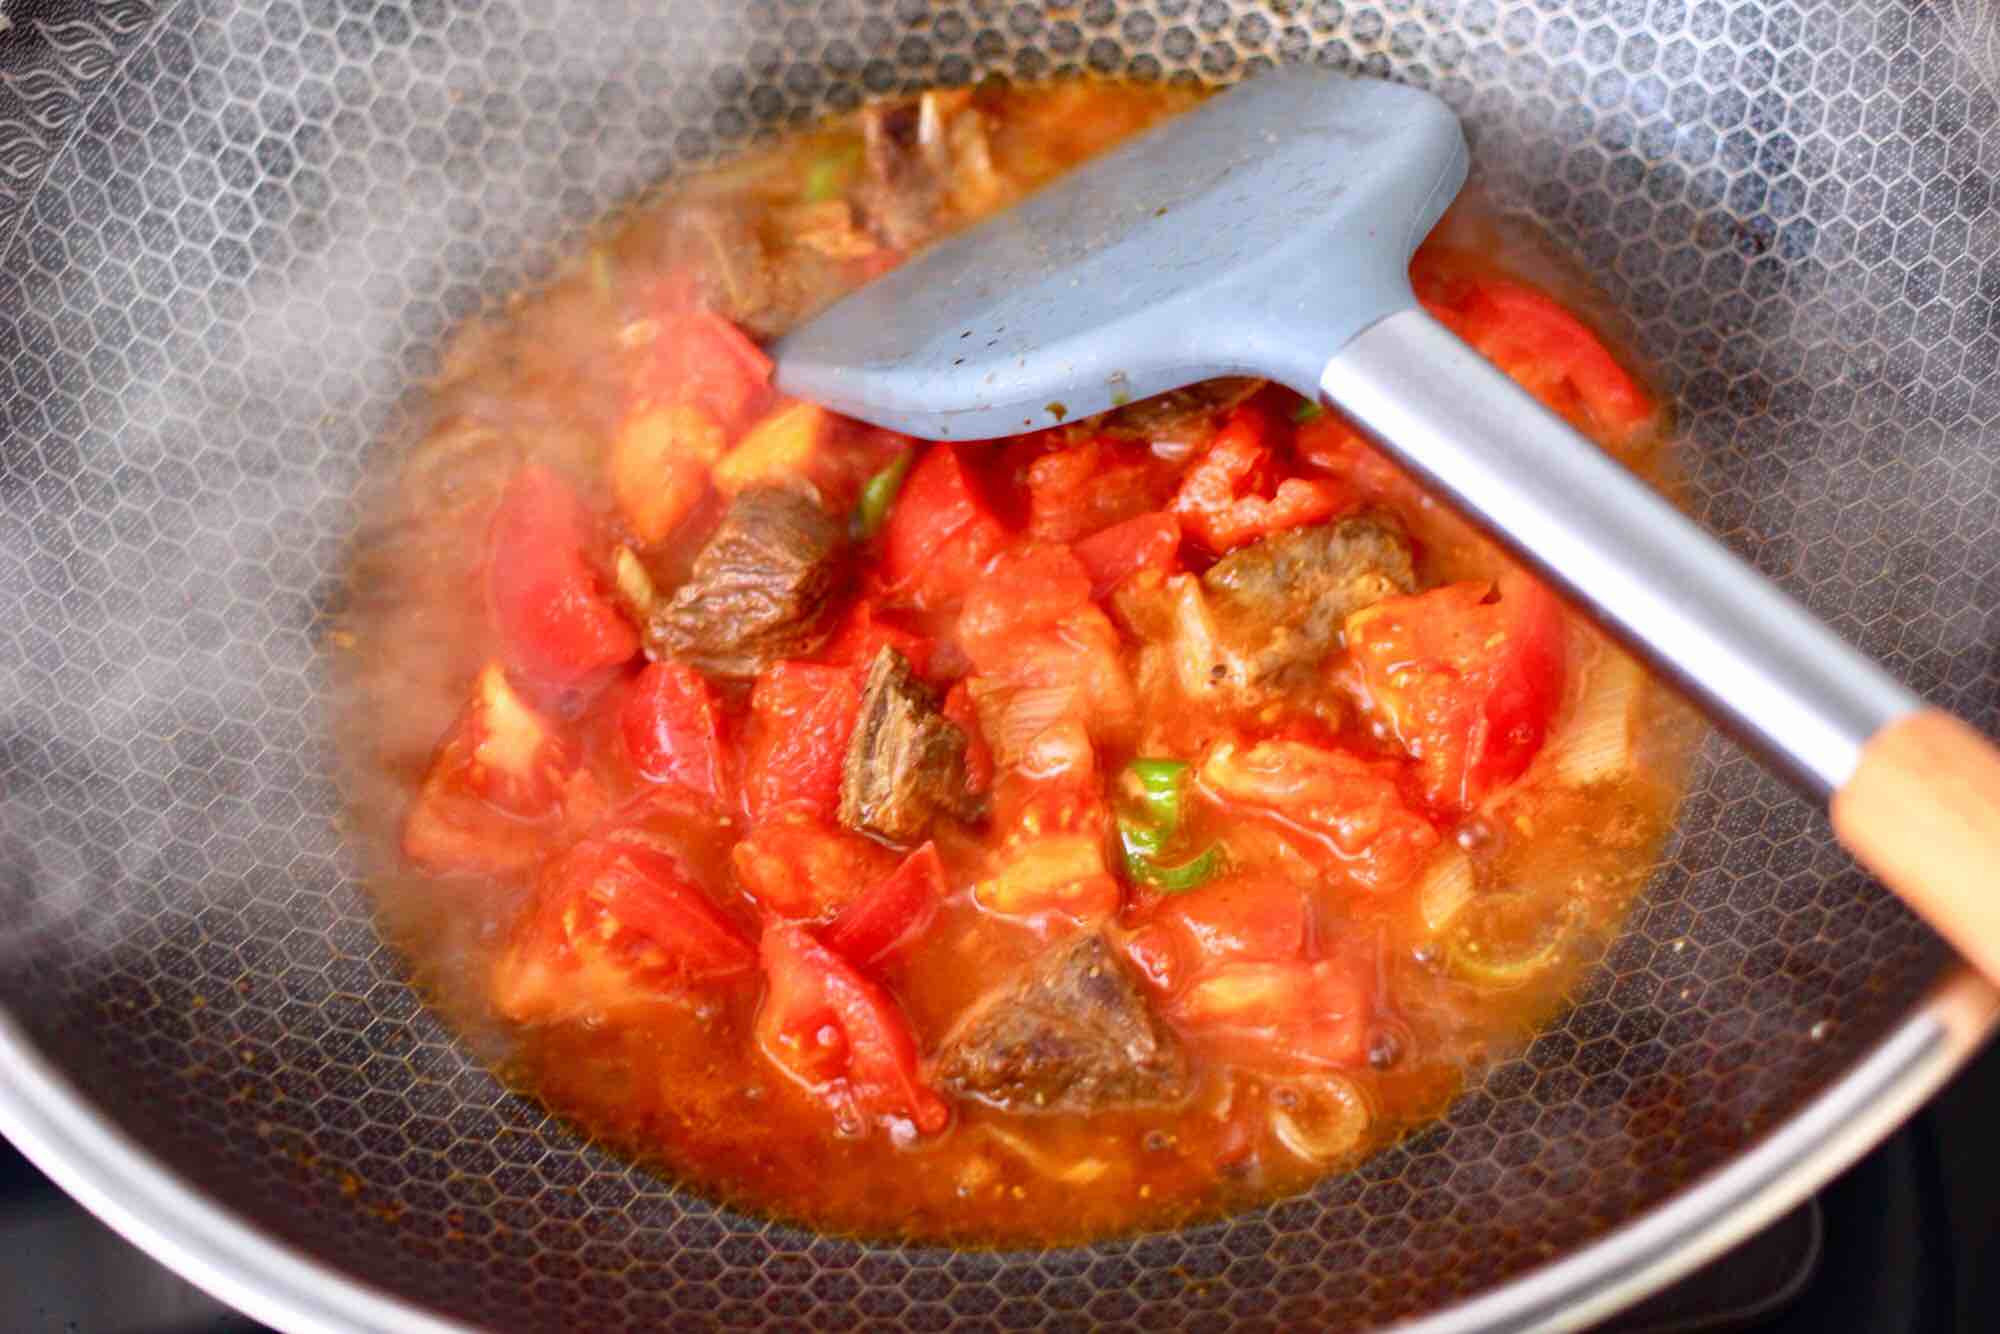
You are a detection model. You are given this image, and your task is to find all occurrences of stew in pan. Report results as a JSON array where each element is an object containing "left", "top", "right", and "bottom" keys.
[{"left": 336, "top": 80, "right": 1697, "bottom": 1245}]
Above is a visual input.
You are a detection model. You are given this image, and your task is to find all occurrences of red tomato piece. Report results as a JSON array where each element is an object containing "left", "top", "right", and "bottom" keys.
[
  {"left": 566, "top": 841, "right": 757, "bottom": 978},
  {"left": 1071, "top": 510, "right": 1182, "bottom": 598},
  {"left": 1024, "top": 437, "right": 1170, "bottom": 542},
  {"left": 974, "top": 720, "right": 1120, "bottom": 923},
  {"left": 879, "top": 445, "right": 1011, "bottom": 609},
  {"left": 1121, "top": 924, "right": 1182, "bottom": 993},
  {"left": 634, "top": 302, "right": 775, "bottom": 431},
  {"left": 955, "top": 544, "right": 1093, "bottom": 671},
  {"left": 1169, "top": 405, "right": 1349, "bottom": 553},
  {"left": 824, "top": 842, "right": 947, "bottom": 966},
  {"left": 620, "top": 661, "right": 727, "bottom": 800},
  {"left": 732, "top": 814, "right": 897, "bottom": 920},
  {"left": 1293, "top": 413, "right": 1429, "bottom": 516},
  {"left": 756, "top": 922, "right": 949, "bottom": 1136},
  {"left": 403, "top": 663, "right": 577, "bottom": 874},
  {"left": 486, "top": 466, "right": 639, "bottom": 687},
  {"left": 1345, "top": 574, "right": 1567, "bottom": 810},
  {"left": 1412, "top": 251, "right": 1654, "bottom": 440},
  {"left": 1155, "top": 877, "right": 1311, "bottom": 972},
  {"left": 816, "top": 600, "right": 937, "bottom": 679},
  {"left": 1169, "top": 958, "right": 1371, "bottom": 1068},
  {"left": 1200, "top": 740, "right": 1440, "bottom": 894},
  {"left": 741, "top": 662, "right": 865, "bottom": 822}
]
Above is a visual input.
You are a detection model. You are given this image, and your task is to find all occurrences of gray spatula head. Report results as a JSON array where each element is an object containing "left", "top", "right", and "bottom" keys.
[{"left": 772, "top": 68, "right": 1467, "bottom": 440}]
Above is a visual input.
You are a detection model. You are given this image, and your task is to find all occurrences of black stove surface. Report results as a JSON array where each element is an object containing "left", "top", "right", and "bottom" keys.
[{"left": 3, "top": 1035, "right": 1994, "bottom": 1333}]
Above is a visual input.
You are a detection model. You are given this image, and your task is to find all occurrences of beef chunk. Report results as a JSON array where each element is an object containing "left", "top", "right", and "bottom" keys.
[
  {"left": 934, "top": 934, "right": 1189, "bottom": 1114},
  {"left": 1100, "top": 378, "right": 1267, "bottom": 447},
  {"left": 839, "top": 648, "right": 979, "bottom": 842},
  {"left": 647, "top": 486, "right": 850, "bottom": 677},
  {"left": 856, "top": 95, "right": 954, "bottom": 250},
  {"left": 1200, "top": 515, "right": 1415, "bottom": 692}
]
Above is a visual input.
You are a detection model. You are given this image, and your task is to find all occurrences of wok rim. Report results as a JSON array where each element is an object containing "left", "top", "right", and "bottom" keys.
[{"left": 0, "top": 967, "right": 1989, "bottom": 1333}]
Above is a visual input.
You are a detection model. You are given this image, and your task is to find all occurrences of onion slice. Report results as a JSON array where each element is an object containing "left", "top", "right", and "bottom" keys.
[
  {"left": 1270, "top": 1074, "right": 1371, "bottom": 1165},
  {"left": 1555, "top": 649, "right": 1646, "bottom": 788},
  {"left": 1417, "top": 845, "right": 1477, "bottom": 935}
]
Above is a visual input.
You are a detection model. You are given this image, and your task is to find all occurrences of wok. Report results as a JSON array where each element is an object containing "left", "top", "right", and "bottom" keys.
[{"left": 0, "top": 1, "right": 1995, "bottom": 1330}]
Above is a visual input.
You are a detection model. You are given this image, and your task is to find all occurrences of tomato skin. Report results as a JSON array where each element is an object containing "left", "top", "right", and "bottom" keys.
[
  {"left": 620, "top": 661, "right": 727, "bottom": 800},
  {"left": 1345, "top": 574, "right": 1567, "bottom": 810},
  {"left": 732, "top": 814, "right": 897, "bottom": 920},
  {"left": 879, "top": 444, "right": 1011, "bottom": 609},
  {"left": 741, "top": 662, "right": 865, "bottom": 822},
  {"left": 1071, "top": 510, "right": 1181, "bottom": 598},
  {"left": 1169, "top": 405, "right": 1349, "bottom": 553},
  {"left": 823, "top": 842, "right": 946, "bottom": 966},
  {"left": 487, "top": 466, "right": 640, "bottom": 687},
  {"left": 756, "top": 922, "right": 949, "bottom": 1135}
]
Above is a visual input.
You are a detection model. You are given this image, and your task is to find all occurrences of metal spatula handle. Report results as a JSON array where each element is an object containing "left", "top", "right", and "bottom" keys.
[
  {"left": 1324, "top": 309, "right": 2000, "bottom": 982},
  {"left": 1322, "top": 308, "right": 1914, "bottom": 796}
]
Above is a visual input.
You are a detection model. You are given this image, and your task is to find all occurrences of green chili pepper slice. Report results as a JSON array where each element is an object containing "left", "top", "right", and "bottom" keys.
[
  {"left": 1126, "top": 757, "right": 1189, "bottom": 834},
  {"left": 854, "top": 450, "right": 915, "bottom": 539},
  {"left": 803, "top": 140, "right": 864, "bottom": 203}
]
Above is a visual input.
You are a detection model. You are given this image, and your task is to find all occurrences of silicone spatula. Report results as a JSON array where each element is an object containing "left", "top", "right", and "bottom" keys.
[{"left": 774, "top": 67, "right": 2000, "bottom": 985}]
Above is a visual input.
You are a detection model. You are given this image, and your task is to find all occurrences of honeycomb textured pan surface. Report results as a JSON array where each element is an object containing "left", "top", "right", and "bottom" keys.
[{"left": 0, "top": 0, "right": 1994, "bottom": 1328}]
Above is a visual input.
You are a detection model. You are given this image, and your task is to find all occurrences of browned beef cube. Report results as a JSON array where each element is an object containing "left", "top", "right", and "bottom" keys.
[
  {"left": 934, "top": 934, "right": 1189, "bottom": 1114},
  {"left": 646, "top": 486, "right": 850, "bottom": 677}
]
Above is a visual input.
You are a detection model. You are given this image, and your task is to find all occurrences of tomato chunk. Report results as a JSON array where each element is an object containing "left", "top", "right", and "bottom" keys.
[
  {"left": 633, "top": 302, "right": 774, "bottom": 431},
  {"left": 620, "top": 661, "right": 727, "bottom": 800},
  {"left": 570, "top": 841, "right": 757, "bottom": 975},
  {"left": 1169, "top": 405, "right": 1348, "bottom": 553},
  {"left": 1157, "top": 877, "right": 1311, "bottom": 971},
  {"left": 732, "top": 814, "right": 897, "bottom": 920},
  {"left": 879, "top": 444, "right": 1011, "bottom": 609},
  {"left": 824, "top": 842, "right": 947, "bottom": 966},
  {"left": 1344, "top": 575, "right": 1567, "bottom": 810},
  {"left": 403, "top": 662, "right": 577, "bottom": 874},
  {"left": 741, "top": 662, "right": 866, "bottom": 822},
  {"left": 816, "top": 600, "right": 937, "bottom": 679},
  {"left": 955, "top": 544, "right": 1093, "bottom": 670},
  {"left": 756, "top": 922, "right": 949, "bottom": 1135},
  {"left": 1413, "top": 252, "right": 1654, "bottom": 441},
  {"left": 1200, "top": 740, "right": 1439, "bottom": 894},
  {"left": 492, "top": 836, "right": 755, "bottom": 1022},
  {"left": 1169, "top": 958, "right": 1371, "bottom": 1068},
  {"left": 974, "top": 720, "right": 1119, "bottom": 922},
  {"left": 1024, "top": 437, "right": 1170, "bottom": 541},
  {"left": 1072, "top": 510, "right": 1181, "bottom": 598},
  {"left": 957, "top": 547, "right": 1136, "bottom": 736},
  {"left": 609, "top": 403, "right": 726, "bottom": 546},
  {"left": 487, "top": 466, "right": 639, "bottom": 686}
]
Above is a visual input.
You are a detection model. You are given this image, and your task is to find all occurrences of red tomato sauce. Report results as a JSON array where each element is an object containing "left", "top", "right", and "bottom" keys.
[{"left": 334, "top": 81, "right": 1699, "bottom": 1246}]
